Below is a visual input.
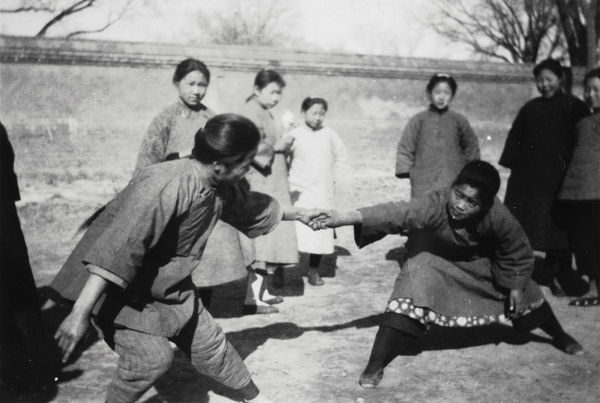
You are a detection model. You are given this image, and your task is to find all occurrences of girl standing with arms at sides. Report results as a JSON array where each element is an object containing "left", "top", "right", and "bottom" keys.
[
  {"left": 239, "top": 69, "right": 297, "bottom": 314},
  {"left": 287, "top": 97, "right": 350, "bottom": 286},
  {"left": 312, "top": 161, "right": 583, "bottom": 389},
  {"left": 500, "top": 59, "right": 590, "bottom": 296},
  {"left": 395, "top": 73, "right": 480, "bottom": 199},
  {"left": 556, "top": 68, "right": 600, "bottom": 306},
  {"left": 51, "top": 114, "right": 323, "bottom": 403},
  {"left": 134, "top": 58, "right": 254, "bottom": 304}
]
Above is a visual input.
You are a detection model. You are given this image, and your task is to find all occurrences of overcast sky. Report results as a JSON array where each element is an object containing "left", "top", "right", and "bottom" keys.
[{"left": 0, "top": 0, "right": 472, "bottom": 60}]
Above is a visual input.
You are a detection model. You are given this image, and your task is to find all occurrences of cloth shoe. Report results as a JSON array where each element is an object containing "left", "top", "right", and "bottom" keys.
[
  {"left": 242, "top": 305, "right": 279, "bottom": 315},
  {"left": 261, "top": 296, "right": 284, "bottom": 305},
  {"left": 358, "top": 368, "right": 384, "bottom": 388},
  {"left": 553, "top": 332, "right": 584, "bottom": 355},
  {"left": 308, "top": 270, "right": 324, "bottom": 286}
]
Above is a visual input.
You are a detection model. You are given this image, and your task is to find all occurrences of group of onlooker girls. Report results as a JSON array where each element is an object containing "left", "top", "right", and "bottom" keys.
[
  {"left": 2, "top": 55, "right": 598, "bottom": 400},
  {"left": 398, "top": 59, "right": 599, "bottom": 306}
]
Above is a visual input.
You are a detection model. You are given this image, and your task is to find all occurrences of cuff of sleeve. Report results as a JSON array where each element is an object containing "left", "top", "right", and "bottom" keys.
[
  {"left": 353, "top": 223, "right": 364, "bottom": 247},
  {"left": 87, "top": 265, "right": 128, "bottom": 290},
  {"left": 494, "top": 272, "right": 529, "bottom": 291}
]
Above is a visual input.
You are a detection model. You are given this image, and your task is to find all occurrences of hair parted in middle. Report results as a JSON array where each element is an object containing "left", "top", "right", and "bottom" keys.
[
  {"left": 426, "top": 73, "right": 458, "bottom": 96},
  {"left": 173, "top": 58, "right": 211, "bottom": 85},
  {"left": 301, "top": 97, "right": 328, "bottom": 112}
]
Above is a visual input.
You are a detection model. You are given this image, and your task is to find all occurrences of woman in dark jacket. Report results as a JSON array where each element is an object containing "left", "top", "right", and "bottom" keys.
[
  {"left": 499, "top": 58, "right": 590, "bottom": 295},
  {"left": 556, "top": 68, "right": 600, "bottom": 306}
]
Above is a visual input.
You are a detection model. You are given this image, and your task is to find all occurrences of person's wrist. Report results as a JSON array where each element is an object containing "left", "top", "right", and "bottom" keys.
[{"left": 71, "top": 302, "right": 93, "bottom": 318}]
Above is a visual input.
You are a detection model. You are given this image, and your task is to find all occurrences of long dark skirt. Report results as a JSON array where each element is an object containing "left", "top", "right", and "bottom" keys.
[{"left": 386, "top": 252, "right": 545, "bottom": 328}]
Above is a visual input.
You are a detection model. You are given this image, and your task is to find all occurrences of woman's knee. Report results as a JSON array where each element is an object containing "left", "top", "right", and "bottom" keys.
[{"left": 113, "top": 330, "right": 175, "bottom": 382}]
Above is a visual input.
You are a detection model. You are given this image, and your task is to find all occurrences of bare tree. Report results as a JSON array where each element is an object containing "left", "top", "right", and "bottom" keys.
[
  {"left": 0, "top": 0, "right": 146, "bottom": 38},
  {"left": 431, "top": 0, "right": 564, "bottom": 63},
  {"left": 195, "top": 0, "right": 298, "bottom": 47}
]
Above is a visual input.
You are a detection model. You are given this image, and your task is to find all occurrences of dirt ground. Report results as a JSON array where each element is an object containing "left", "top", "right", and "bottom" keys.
[{"left": 3, "top": 120, "right": 600, "bottom": 403}]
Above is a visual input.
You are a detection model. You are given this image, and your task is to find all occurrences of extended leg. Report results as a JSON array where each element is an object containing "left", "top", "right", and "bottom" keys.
[
  {"left": 180, "top": 307, "right": 270, "bottom": 401},
  {"left": 359, "top": 313, "right": 424, "bottom": 388},
  {"left": 512, "top": 301, "right": 583, "bottom": 355},
  {"left": 93, "top": 321, "right": 174, "bottom": 403}
]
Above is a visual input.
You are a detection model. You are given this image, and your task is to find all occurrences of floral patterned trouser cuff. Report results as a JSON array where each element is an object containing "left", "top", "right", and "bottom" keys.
[{"left": 385, "top": 297, "right": 545, "bottom": 328}]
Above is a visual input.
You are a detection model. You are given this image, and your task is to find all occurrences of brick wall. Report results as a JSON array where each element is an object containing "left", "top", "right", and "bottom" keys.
[{"left": 0, "top": 35, "right": 584, "bottom": 182}]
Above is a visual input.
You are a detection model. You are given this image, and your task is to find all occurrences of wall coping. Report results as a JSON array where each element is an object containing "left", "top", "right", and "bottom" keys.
[{"left": 0, "top": 35, "right": 544, "bottom": 83}]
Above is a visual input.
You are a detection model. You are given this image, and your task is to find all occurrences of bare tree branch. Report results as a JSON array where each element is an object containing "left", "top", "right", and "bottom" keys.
[
  {"left": 432, "top": 0, "right": 563, "bottom": 63},
  {"left": 4, "top": 0, "right": 147, "bottom": 39},
  {"left": 1, "top": 0, "right": 55, "bottom": 13},
  {"left": 36, "top": 0, "right": 96, "bottom": 37},
  {"left": 65, "top": 0, "right": 134, "bottom": 39},
  {"left": 195, "top": 0, "right": 298, "bottom": 47},
  {"left": 1, "top": 6, "right": 52, "bottom": 13}
]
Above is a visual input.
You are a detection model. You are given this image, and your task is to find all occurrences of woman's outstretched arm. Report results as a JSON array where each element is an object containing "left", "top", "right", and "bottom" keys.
[
  {"left": 281, "top": 206, "right": 331, "bottom": 226},
  {"left": 308, "top": 209, "right": 363, "bottom": 230}
]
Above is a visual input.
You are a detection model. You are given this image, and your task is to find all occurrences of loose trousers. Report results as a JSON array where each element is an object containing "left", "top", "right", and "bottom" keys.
[{"left": 94, "top": 306, "right": 251, "bottom": 403}]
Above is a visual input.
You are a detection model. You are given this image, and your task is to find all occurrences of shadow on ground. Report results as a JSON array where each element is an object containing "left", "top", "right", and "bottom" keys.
[
  {"left": 0, "top": 286, "right": 99, "bottom": 402},
  {"left": 146, "top": 313, "right": 553, "bottom": 402},
  {"left": 204, "top": 246, "right": 351, "bottom": 318}
]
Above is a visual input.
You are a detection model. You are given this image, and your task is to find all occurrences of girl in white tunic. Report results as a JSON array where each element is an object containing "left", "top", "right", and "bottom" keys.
[{"left": 288, "top": 97, "right": 350, "bottom": 286}]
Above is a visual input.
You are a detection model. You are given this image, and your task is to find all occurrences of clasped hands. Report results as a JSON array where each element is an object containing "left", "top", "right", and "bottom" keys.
[
  {"left": 298, "top": 209, "right": 355, "bottom": 230},
  {"left": 302, "top": 209, "right": 332, "bottom": 230}
]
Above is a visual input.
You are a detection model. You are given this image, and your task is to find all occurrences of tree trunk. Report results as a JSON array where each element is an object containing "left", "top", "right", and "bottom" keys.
[
  {"left": 579, "top": 0, "right": 598, "bottom": 69},
  {"left": 555, "top": 0, "right": 588, "bottom": 66}
]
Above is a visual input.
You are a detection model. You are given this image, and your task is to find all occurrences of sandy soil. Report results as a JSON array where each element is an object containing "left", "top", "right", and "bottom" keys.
[
  {"left": 3, "top": 170, "right": 599, "bottom": 403},
  {"left": 3, "top": 117, "right": 600, "bottom": 403}
]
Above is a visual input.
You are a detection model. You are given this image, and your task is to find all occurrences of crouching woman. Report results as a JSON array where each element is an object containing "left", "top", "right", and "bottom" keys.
[
  {"left": 50, "top": 114, "right": 323, "bottom": 403},
  {"left": 312, "top": 160, "right": 583, "bottom": 389}
]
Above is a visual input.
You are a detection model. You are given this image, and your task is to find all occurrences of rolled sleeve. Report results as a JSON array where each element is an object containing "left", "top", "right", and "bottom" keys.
[{"left": 87, "top": 265, "right": 128, "bottom": 290}]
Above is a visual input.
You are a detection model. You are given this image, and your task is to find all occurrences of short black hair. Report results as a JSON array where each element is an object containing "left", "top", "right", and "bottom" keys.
[
  {"left": 533, "top": 58, "right": 563, "bottom": 79},
  {"left": 583, "top": 68, "right": 600, "bottom": 86},
  {"left": 452, "top": 160, "right": 501, "bottom": 208}
]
